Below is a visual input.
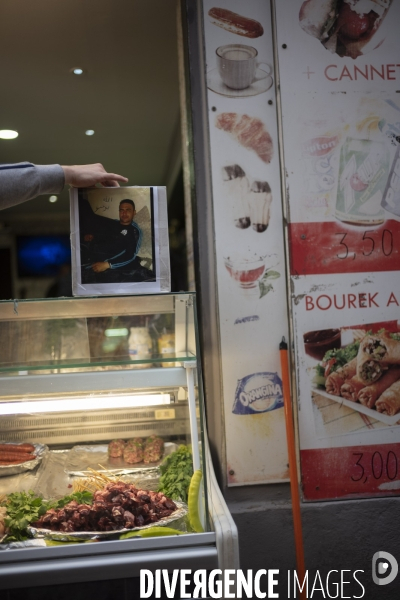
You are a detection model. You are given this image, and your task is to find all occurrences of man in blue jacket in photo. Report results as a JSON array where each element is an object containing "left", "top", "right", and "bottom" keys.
[{"left": 80, "top": 197, "right": 154, "bottom": 284}]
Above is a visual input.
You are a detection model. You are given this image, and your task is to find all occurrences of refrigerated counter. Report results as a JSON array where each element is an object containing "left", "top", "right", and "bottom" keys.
[{"left": 0, "top": 293, "right": 238, "bottom": 591}]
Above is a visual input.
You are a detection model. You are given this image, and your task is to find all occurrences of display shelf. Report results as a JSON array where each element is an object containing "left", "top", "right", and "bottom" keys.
[
  {"left": 0, "top": 352, "right": 196, "bottom": 374},
  {"left": 0, "top": 293, "right": 196, "bottom": 377},
  {"left": 0, "top": 367, "right": 191, "bottom": 397}
]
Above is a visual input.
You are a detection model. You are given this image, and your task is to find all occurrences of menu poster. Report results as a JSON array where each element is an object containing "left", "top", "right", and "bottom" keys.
[
  {"left": 293, "top": 272, "right": 400, "bottom": 500},
  {"left": 275, "top": 0, "right": 400, "bottom": 500},
  {"left": 202, "top": 0, "right": 290, "bottom": 485}
]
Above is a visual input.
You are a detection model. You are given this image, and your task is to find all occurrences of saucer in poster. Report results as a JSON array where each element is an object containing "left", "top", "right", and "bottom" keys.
[{"left": 207, "top": 68, "right": 273, "bottom": 97}]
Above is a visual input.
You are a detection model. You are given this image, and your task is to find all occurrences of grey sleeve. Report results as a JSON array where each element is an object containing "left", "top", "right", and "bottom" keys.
[{"left": 0, "top": 162, "right": 65, "bottom": 210}]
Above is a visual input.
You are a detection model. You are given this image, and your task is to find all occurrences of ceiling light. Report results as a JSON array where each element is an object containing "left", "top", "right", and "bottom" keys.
[
  {"left": 72, "top": 68, "right": 84, "bottom": 75},
  {"left": 49, "top": 195, "right": 58, "bottom": 203},
  {"left": 85, "top": 129, "right": 95, "bottom": 136},
  {"left": 0, "top": 394, "right": 171, "bottom": 415},
  {"left": 0, "top": 130, "right": 18, "bottom": 139}
]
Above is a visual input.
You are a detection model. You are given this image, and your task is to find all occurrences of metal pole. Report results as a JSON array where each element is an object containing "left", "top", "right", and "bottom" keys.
[{"left": 184, "top": 362, "right": 201, "bottom": 472}]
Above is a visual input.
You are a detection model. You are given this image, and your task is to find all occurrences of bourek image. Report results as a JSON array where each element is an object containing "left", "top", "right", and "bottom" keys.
[
  {"left": 305, "top": 320, "right": 400, "bottom": 438},
  {"left": 299, "top": 0, "right": 393, "bottom": 59},
  {"left": 78, "top": 187, "right": 155, "bottom": 286}
]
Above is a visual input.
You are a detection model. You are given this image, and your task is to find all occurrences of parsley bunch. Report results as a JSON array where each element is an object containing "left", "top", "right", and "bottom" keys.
[
  {"left": 3, "top": 490, "right": 92, "bottom": 542},
  {"left": 4, "top": 491, "right": 48, "bottom": 541},
  {"left": 158, "top": 445, "right": 193, "bottom": 503}
]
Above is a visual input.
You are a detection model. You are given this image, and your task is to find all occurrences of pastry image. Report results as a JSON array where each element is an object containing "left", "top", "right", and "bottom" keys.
[
  {"left": 216, "top": 113, "right": 273, "bottom": 164},
  {"left": 357, "top": 332, "right": 400, "bottom": 383},
  {"left": 208, "top": 7, "right": 264, "bottom": 38},
  {"left": 222, "top": 164, "right": 251, "bottom": 229},
  {"left": 299, "top": 0, "right": 393, "bottom": 59},
  {"left": 311, "top": 327, "right": 400, "bottom": 419}
]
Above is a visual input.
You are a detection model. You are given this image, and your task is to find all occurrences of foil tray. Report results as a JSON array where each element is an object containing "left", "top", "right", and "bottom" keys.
[
  {"left": 28, "top": 501, "right": 188, "bottom": 542},
  {"left": 0, "top": 442, "right": 48, "bottom": 478},
  {"left": 65, "top": 442, "right": 178, "bottom": 475}
]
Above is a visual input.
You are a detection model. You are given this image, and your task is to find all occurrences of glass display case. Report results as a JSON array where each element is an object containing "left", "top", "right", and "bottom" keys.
[{"left": 0, "top": 293, "right": 238, "bottom": 592}]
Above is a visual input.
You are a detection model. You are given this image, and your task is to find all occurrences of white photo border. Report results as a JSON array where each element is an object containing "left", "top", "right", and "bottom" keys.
[{"left": 70, "top": 186, "right": 170, "bottom": 296}]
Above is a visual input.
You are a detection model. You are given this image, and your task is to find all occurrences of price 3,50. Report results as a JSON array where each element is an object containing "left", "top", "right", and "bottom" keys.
[{"left": 336, "top": 230, "right": 393, "bottom": 260}]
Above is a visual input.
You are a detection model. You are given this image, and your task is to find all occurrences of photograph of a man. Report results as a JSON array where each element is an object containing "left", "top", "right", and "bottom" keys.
[{"left": 78, "top": 189, "right": 155, "bottom": 285}]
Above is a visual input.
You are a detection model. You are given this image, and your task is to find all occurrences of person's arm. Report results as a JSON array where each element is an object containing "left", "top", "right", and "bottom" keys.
[
  {"left": 0, "top": 162, "right": 128, "bottom": 210},
  {"left": 62, "top": 164, "right": 128, "bottom": 188},
  {"left": 0, "top": 163, "right": 64, "bottom": 210}
]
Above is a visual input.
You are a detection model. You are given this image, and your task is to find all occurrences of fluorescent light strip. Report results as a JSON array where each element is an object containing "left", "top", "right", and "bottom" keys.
[
  {"left": 104, "top": 328, "right": 129, "bottom": 337},
  {"left": 0, "top": 394, "right": 170, "bottom": 415}
]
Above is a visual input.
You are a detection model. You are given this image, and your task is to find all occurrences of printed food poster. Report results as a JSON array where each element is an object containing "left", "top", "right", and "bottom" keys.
[
  {"left": 274, "top": 0, "right": 400, "bottom": 499},
  {"left": 202, "top": 0, "right": 289, "bottom": 485},
  {"left": 293, "top": 272, "right": 400, "bottom": 500},
  {"left": 282, "top": 92, "right": 400, "bottom": 276},
  {"left": 275, "top": 0, "right": 400, "bottom": 93}
]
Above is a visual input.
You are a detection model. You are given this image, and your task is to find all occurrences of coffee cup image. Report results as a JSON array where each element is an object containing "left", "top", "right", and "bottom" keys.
[
  {"left": 216, "top": 44, "right": 272, "bottom": 90},
  {"left": 224, "top": 254, "right": 267, "bottom": 290}
]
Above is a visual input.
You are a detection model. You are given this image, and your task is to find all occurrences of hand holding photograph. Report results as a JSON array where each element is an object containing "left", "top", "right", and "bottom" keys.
[{"left": 70, "top": 186, "right": 170, "bottom": 296}]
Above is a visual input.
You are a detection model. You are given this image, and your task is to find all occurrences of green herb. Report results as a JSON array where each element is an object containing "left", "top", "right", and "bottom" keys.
[
  {"left": 322, "top": 340, "right": 360, "bottom": 371},
  {"left": 312, "top": 372, "right": 327, "bottom": 388},
  {"left": 4, "top": 491, "right": 48, "bottom": 541},
  {"left": 3, "top": 490, "right": 93, "bottom": 542},
  {"left": 259, "top": 270, "right": 280, "bottom": 299},
  {"left": 390, "top": 333, "right": 400, "bottom": 341},
  {"left": 52, "top": 491, "right": 93, "bottom": 509},
  {"left": 158, "top": 445, "right": 193, "bottom": 503}
]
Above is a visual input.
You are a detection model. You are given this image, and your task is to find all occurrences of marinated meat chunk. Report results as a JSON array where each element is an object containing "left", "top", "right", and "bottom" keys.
[
  {"left": 123, "top": 438, "right": 144, "bottom": 464},
  {"left": 108, "top": 439, "right": 126, "bottom": 458},
  {"left": 143, "top": 436, "right": 164, "bottom": 463},
  {"left": 32, "top": 482, "right": 177, "bottom": 533}
]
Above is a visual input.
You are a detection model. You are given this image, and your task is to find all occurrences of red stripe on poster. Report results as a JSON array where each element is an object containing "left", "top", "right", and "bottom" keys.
[
  {"left": 289, "top": 220, "right": 400, "bottom": 275},
  {"left": 301, "top": 444, "right": 400, "bottom": 501}
]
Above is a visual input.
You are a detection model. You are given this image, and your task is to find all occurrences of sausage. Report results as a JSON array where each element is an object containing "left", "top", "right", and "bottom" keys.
[
  {"left": 208, "top": 8, "right": 264, "bottom": 39},
  {"left": 0, "top": 443, "right": 35, "bottom": 453},
  {"left": 0, "top": 451, "right": 35, "bottom": 462}
]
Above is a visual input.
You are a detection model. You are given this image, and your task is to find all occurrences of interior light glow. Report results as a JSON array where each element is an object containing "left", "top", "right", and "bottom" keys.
[
  {"left": 0, "top": 394, "right": 171, "bottom": 415},
  {"left": 104, "top": 328, "right": 129, "bottom": 337},
  {"left": 85, "top": 129, "right": 95, "bottom": 136},
  {"left": 73, "top": 68, "right": 83, "bottom": 75},
  {"left": 49, "top": 195, "right": 58, "bottom": 203},
  {"left": 0, "top": 130, "right": 18, "bottom": 139}
]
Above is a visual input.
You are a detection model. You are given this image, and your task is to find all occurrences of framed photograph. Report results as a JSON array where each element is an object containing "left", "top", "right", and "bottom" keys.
[{"left": 70, "top": 186, "right": 170, "bottom": 296}]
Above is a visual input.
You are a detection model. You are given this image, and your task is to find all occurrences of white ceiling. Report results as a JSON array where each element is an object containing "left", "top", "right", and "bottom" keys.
[{"left": 0, "top": 0, "right": 181, "bottom": 222}]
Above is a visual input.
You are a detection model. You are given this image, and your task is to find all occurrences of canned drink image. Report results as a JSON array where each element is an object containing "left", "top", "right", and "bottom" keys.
[
  {"left": 381, "top": 145, "right": 400, "bottom": 217},
  {"left": 221, "top": 164, "right": 251, "bottom": 229},
  {"left": 335, "top": 138, "right": 390, "bottom": 225},
  {"left": 249, "top": 181, "right": 272, "bottom": 232}
]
